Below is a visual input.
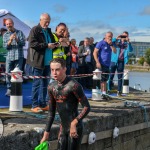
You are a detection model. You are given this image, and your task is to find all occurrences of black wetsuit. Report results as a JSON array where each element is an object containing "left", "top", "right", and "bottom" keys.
[{"left": 45, "top": 77, "right": 90, "bottom": 150}]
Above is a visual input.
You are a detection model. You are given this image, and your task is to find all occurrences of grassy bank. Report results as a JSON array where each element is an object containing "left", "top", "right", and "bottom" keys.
[{"left": 125, "top": 65, "right": 150, "bottom": 72}]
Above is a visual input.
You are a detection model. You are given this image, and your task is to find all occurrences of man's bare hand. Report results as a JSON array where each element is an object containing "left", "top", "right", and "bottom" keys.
[
  {"left": 14, "top": 33, "right": 18, "bottom": 42},
  {"left": 70, "top": 119, "right": 78, "bottom": 138},
  {"left": 96, "top": 62, "right": 101, "bottom": 69},
  {"left": 9, "top": 33, "right": 18, "bottom": 42},
  {"left": 10, "top": 34, "right": 14, "bottom": 41},
  {"left": 40, "top": 131, "right": 49, "bottom": 143},
  {"left": 67, "top": 52, "right": 71, "bottom": 56},
  {"left": 126, "top": 37, "right": 130, "bottom": 42},
  {"left": 48, "top": 43, "right": 56, "bottom": 49},
  {"left": 84, "top": 51, "right": 89, "bottom": 56},
  {"left": 117, "top": 35, "right": 122, "bottom": 39},
  {"left": 107, "top": 38, "right": 112, "bottom": 45}
]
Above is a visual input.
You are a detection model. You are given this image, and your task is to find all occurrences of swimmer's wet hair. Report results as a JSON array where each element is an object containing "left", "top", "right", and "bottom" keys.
[{"left": 50, "top": 58, "right": 66, "bottom": 68}]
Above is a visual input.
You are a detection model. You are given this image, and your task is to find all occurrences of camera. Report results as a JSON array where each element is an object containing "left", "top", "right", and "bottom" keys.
[{"left": 120, "top": 35, "right": 127, "bottom": 38}]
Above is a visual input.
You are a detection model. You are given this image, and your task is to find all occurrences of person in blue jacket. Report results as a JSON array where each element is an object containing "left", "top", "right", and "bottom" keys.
[{"left": 108, "top": 31, "right": 133, "bottom": 96}]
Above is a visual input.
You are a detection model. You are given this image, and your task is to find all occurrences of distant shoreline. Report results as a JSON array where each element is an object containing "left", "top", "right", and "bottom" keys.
[{"left": 125, "top": 65, "right": 150, "bottom": 72}]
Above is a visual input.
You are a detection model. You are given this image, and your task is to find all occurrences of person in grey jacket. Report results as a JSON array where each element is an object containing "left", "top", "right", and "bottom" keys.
[{"left": 78, "top": 37, "right": 95, "bottom": 89}]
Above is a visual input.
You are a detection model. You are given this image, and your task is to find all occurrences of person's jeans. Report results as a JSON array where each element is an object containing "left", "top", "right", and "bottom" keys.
[
  {"left": 5, "top": 58, "right": 24, "bottom": 89},
  {"left": 31, "top": 66, "right": 50, "bottom": 108},
  {"left": 25, "top": 64, "right": 33, "bottom": 76},
  {"left": 108, "top": 61, "right": 124, "bottom": 92}
]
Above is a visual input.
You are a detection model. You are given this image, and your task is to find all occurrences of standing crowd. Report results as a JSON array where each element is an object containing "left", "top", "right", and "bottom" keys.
[
  {"left": 1, "top": 12, "right": 133, "bottom": 107},
  {"left": 0, "top": 12, "right": 133, "bottom": 150}
]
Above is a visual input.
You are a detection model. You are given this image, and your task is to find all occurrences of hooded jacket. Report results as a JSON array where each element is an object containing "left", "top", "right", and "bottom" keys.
[{"left": 111, "top": 40, "right": 133, "bottom": 64}]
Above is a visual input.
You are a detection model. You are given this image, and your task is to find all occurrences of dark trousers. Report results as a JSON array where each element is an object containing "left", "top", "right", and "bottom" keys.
[
  {"left": 108, "top": 61, "right": 124, "bottom": 92},
  {"left": 78, "top": 62, "right": 93, "bottom": 89},
  {"left": 66, "top": 64, "right": 71, "bottom": 75}
]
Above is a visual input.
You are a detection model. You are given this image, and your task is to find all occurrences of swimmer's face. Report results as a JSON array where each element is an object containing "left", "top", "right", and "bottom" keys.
[{"left": 50, "top": 62, "right": 66, "bottom": 82}]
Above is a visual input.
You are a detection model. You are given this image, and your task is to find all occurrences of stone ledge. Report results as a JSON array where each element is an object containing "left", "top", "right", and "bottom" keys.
[{"left": 1, "top": 91, "right": 150, "bottom": 150}]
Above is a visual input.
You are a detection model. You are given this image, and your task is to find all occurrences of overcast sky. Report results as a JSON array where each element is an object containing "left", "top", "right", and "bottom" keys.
[{"left": 1, "top": 0, "right": 150, "bottom": 44}]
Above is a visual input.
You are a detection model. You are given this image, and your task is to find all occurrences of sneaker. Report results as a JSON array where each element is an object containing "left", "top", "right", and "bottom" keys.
[
  {"left": 117, "top": 91, "right": 122, "bottom": 96},
  {"left": 101, "top": 94, "right": 107, "bottom": 100},
  {"left": 107, "top": 90, "right": 111, "bottom": 95},
  {"left": 41, "top": 105, "right": 49, "bottom": 111},
  {"left": 5, "top": 89, "right": 11, "bottom": 96},
  {"left": 101, "top": 94, "right": 111, "bottom": 100},
  {"left": 31, "top": 107, "right": 43, "bottom": 113}
]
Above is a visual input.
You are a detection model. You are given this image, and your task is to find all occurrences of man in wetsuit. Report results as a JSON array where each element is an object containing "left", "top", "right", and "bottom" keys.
[{"left": 40, "top": 58, "right": 90, "bottom": 150}]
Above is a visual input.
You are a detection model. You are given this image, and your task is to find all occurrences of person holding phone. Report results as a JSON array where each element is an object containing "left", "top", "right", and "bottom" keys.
[
  {"left": 107, "top": 31, "right": 133, "bottom": 96},
  {"left": 54, "top": 42, "right": 60, "bottom": 45},
  {"left": 52, "top": 22, "right": 68, "bottom": 60},
  {"left": 52, "top": 23, "right": 71, "bottom": 75},
  {"left": 26, "top": 13, "right": 56, "bottom": 113}
]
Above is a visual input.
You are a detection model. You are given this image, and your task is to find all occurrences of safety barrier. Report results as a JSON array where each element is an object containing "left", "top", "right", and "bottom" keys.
[
  {"left": 9, "top": 67, "right": 23, "bottom": 111},
  {"left": 0, "top": 70, "right": 126, "bottom": 79},
  {"left": 122, "top": 70, "right": 129, "bottom": 94},
  {"left": 92, "top": 69, "right": 101, "bottom": 100},
  {"left": 0, "top": 68, "right": 129, "bottom": 107},
  {"left": 0, "top": 69, "right": 128, "bottom": 105}
]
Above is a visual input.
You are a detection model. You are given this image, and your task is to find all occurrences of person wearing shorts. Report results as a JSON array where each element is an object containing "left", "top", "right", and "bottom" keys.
[
  {"left": 93, "top": 31, "right": 116, "bottom": 98},
  {"left": 101, "top": 64, "right": 110, "bottom": 83}
]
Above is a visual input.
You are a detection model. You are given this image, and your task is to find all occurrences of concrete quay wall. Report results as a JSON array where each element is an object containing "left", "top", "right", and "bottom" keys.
[
  {"left": 0, "top": 106, "right": 150, "bottom": 150},
  {"left": 81, "top": 123, "right": 150, "bottom": 150}
]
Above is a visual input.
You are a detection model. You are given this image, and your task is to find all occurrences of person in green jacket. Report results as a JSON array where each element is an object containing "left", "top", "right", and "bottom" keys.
[{"left": 0, "top": 28, "right": 7, "bottom": 62}]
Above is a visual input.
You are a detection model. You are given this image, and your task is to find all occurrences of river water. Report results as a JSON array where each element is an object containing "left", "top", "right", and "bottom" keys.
[
  {"left": 114, "top": 71, "right": 150, "bottom": 92},
  {"left": 129, "top": 72, "right": 150, "bottom": 92}
]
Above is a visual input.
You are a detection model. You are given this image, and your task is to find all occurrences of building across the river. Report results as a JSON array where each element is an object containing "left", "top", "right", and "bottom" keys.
[{"left": 131, "top": 41, "right": 150, "bottom": 57}]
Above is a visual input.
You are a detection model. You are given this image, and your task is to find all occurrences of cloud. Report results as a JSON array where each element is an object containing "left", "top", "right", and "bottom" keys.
[
  {"left": 140, "top": 6, "right": 150, "bottom": 15},
  {"left": 69, "top": 20, "right": 115, "bottom": 42},
  {"left": 23, "top": 16, "right": 61, "bottom": 29},
  {"left": 24, "top": 18, "right": 150, "bottom": 44},
  {"left": 53, "top": 4, "right": 67, "bottom": 13},
  {"left": 24, "top": 20, "right": 37, "bottom": 28},
  {"left": 130, "top": 28, "right": 150, "bottom": 42},
  {"left": 68, "top": 20, "right": 150, "bottom": 44},
  {"left": 69, "top": 20, "right": 121, "bottom": 43},
  {"left": 52, "top": 16, "right": 61, "bottom": 23},
  {"left": 108, "top": 12, "right": 130, "bottom": 19}
]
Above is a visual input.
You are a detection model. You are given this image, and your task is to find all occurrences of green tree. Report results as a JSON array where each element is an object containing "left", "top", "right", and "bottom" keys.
[
  {"left": 138, "top": 57, "right": 145, "bottom": 66},
  {"left": 128, "top": 58, "right": 132, "bottom": 64},
  {"left": 128, "top": 53, "right": 136, "bottom": 58},
  {"left": 144, "top": 48, "right": 150, "bottom": 66}
]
